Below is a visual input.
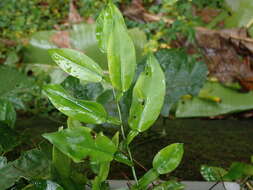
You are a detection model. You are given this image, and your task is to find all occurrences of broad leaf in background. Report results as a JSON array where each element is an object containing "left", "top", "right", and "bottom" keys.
[
  {"left": 0, "top": 122, "right": 20, "bottom": 154},
  {"left": 0, "top": 149, "right": 50, "bottom": 190},
  {"left": 62, "top": 76, "right": 104, "bottom": 100},
  {"left": 107, "top": 15, "right": 136, "bottom": 92},
  {"left": 43, "top": 84, "right": 108, "bottom": 124},
  {"left": 153, "top": 143, "right": 184, "bottom": 174},
  {"left": 0, "top": 66, "right": 33, "bottom": 109},
  {"left": 43, "top": 127, "right": 117, "bottom": 163},
  {"left": 176, "top": 82, "right": 253, "bottom": 117},
  {"left": 155, "top": 49, "right": 207, "bottom": 116},
  {"left": 26, "top": 64, "right": 68, "bottom": 84},
  {"left": 0, "top": 100, "right": 16, "bottom": 128},
  {"left": 200, "top": 165, "right": 227, "bottom": 181},
  {"left": 153, "top": 181, "right": 185, "bottom": 190},
  {"left": 49, "top": 48, "right": 104, "bottom": 83},
  {"left": 224, "top": 0, "right": 253, "bottom": 37},
  {"left": 128, "top": 54, "right": 166, "bottom": 132},
  {"left": 24, "top": 24, "right": 146, "bottom": 70}
]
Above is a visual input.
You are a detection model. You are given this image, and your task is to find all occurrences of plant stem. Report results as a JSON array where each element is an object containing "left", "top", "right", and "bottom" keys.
[{"left": 112, "top": 89, "right": 139, "bottom": 185}]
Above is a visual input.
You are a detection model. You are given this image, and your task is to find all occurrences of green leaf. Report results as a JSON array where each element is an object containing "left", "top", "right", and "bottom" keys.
[
  {"left": 224, "top": 0, "right": 253, "bottom": 28},
  {"left": 0, "top": 66, "right": 33, "bottom": 99},
  {"left": 49, "top": 48, "right": 104, "bottom": 83},
  {"left": 223, "top": 162, "right": 253, "bottom": 180},
  {"left": 114, "top": 152, "right": 133, "bottom": 167},
  {"left": 0, "top": 100, "right": 16, "bottom": 128},
  {"left": 128, "top": 54, "right": 166, "bottom": 132},
  {"left": 43, "top": 84, "right": 108, "bottom": 124},
  {"left": 96, "top": 3, "right": 125, "bottom": 53},
  {"left": 153, "top": 181, "right": 185, "bottom": 190},
  {"left": 43, "top": 127, "right": 117, "bottom": 163},
  {"left": 155, "top": 49, "right": 207, "bottom": 116},
  {"left": 93, "top": 162, "right": 111, "bottom": 190},
  {"left": 26, "top": 64, "right": 68, "bottom": 84},
  {"left": 0, "top": 149, "right": 50, "bottom": 190},
  {"left": 200, "top": 165, "right": 227, "bottom": 181},
  {"left": 24, "top": 24, "right": 146, "bottom": 69},
  {"left": 176, "top": 81, "right": 253, "bottom": 117},
  {"left": 132, "top": 168, "right": 159, "bottom": 190},
  {"left": 153, "top": 143, "right": 184, "bottom": 175},
  {"left": 67, "top": 117, "right": 82, "bottom": 128},
  {"left": 61, "top": 76, "right": 104, "bottom": 100},
  {"left": 112, "top": 132, "right": 119, "bottom": 147},
  {"left": 107, "top": 16, "right": 136, "bottom": 92},
  {"left": 0, "top": 122, "right": 20, "bottom": 154}
]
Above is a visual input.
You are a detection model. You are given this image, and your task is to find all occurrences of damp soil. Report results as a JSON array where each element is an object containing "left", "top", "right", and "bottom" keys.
[{"left": 15, "top": 117, "right": 253, "bottom": 181}]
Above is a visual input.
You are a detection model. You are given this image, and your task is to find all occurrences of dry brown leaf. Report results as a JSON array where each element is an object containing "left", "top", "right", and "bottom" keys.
[
  {"left": 51, "top": 31, "right": 71, "bottom": 48},
  {"left": 196, "top": 8, "right": 220, "bottom": 23},
  {"left": 196, "top": 27, "right": 253, "bottom": 90},
  {"left": 68, "top": 1, "right": 83, "bottom": 24}
]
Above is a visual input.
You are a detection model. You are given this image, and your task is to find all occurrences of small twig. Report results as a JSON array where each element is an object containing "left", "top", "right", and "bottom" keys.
[{"left": 208, "top": 182, "right": 219, "bottom": 190}]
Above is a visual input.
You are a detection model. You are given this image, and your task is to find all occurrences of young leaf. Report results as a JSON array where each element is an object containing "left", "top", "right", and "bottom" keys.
[
  {"left": 114, "top": 152, "right": 133, "bottom": 167},
  {"left": 96, "top": 3, "right": 125, "bottom": 53},
  {"left": 107, "top": 19, "right": 136, "bottom": 92},
  {"left": 200, "top": 165, "right": 227, "bottom": 181},
  {"left": 49, "top": 48, "right": 104, "bottom": 82},
  {"left": 128, "top": 54, "right": 166, "bottom": 132},
  {"left": 43, "top": 84, "right": 108, "bottom": 124},
  {"left": 43, "top": 127, "right": 117, "bottom": 163},
  {"left": 153, "top": 143, "right": 184, "bottom": 175}
]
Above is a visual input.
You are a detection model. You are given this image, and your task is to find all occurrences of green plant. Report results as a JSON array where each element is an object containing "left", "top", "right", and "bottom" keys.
[
  {"left": 41, "top": 3, "right": 184, "bottom": 190},
  {"left": 200, "top": 157, "right": 253, "bottom": 189}
]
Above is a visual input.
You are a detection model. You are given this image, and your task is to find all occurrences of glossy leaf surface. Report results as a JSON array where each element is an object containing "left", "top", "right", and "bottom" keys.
[
  {"left": 96, "top": 3, "right": 125, "bottom": 53},
  {"left": 43, "top": 127, "right": 117, "bottom": 163},
  {"left": 200, "top": 165, "right": 227, "bottom": 181},
  {"left": 43, "top": 84, "right": 108, "bottom": 124},
  {"left": 107, "top": 17, "right": 136, "bottom": 92},
  {"left": 114, "top": 152, "right": 133, "bottom": 167},
  {"left": 49, "top": 48, "right": 104, "bottom": 82},
  {"left": 128, "top": 54, "right": 166, "bottom": 132},
  {"left": 153, "top": 143, "right": 184, "bottom": 174},
  {"left": 24, "top": 24, "right": 146, "bottom": 69}
]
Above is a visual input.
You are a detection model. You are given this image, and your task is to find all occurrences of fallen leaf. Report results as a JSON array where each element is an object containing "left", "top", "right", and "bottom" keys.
[
  {"left": 196, "top": 27, "right": 253, "bottom": 90},
  {"left": 68, "top": 1, "right": 83, "bottom": 24},
  {"left": 51, "top": 31, "right": 71, "bottom": 48}
]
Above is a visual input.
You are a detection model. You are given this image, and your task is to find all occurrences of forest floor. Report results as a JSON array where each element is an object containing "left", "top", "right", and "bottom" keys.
[{"left": 14, "top": 117, "right": 253, "bottom": 181}]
